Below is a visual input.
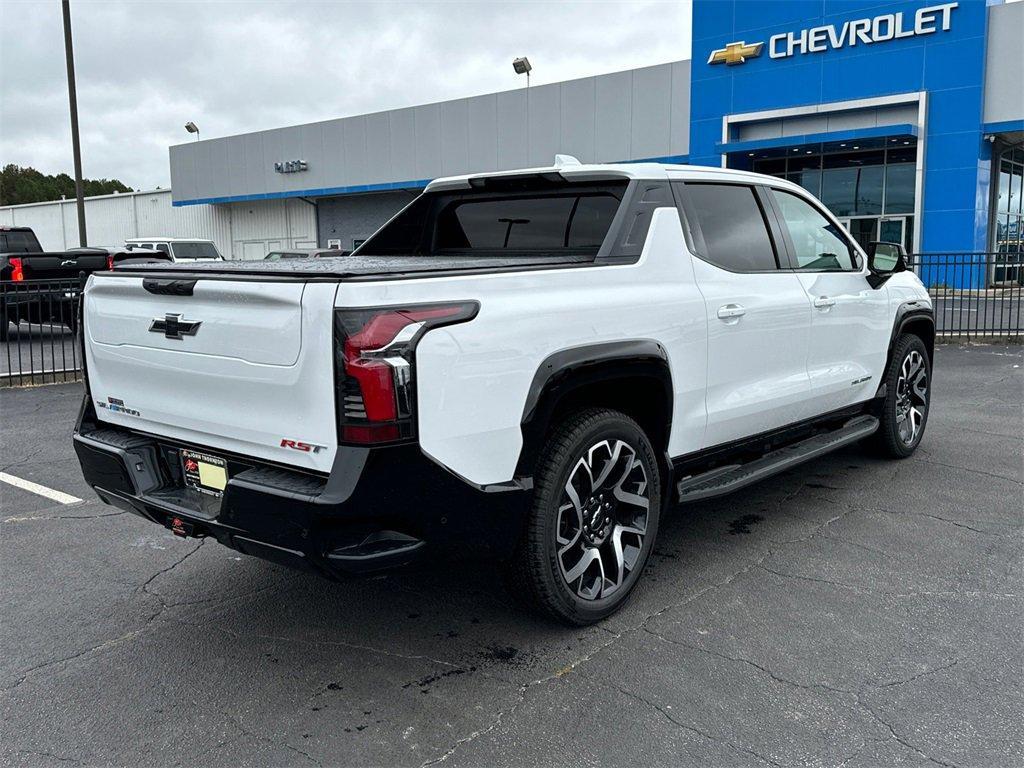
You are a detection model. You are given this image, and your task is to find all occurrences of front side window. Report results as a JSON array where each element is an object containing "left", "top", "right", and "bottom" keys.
[
  {"left": 684, "top": 184, "right": 778, "bottom": 272},
  {"left": 772, "top": 189, "right": 857, "bottom": 271}
]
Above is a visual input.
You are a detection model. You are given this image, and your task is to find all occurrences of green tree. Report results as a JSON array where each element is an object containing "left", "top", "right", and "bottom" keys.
[{"left": 0, "top": 164, "right": 132, "bottom": 206}]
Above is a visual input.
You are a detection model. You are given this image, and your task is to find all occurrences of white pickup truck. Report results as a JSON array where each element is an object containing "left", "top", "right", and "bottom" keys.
[
  {"left": 124, "top": 238, "right": 224, "bottom": 262},
  {"left": 73, "top": 160, "right": 934, "bottom": 624}
]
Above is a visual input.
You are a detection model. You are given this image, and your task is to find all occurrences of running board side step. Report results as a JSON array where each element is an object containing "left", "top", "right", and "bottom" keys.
[{"left": 676, "top": 415, "right": 879, "bottom": 503}]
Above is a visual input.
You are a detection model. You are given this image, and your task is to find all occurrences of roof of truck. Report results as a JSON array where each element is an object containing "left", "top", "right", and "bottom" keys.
[
  {"left": 126, "top": 237, "right": 216, "bottom": 243},
  {"left": 425, "top": 159, "right": 788, "bottom": 193}
]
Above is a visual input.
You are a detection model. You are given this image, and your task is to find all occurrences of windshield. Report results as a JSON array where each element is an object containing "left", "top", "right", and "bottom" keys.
[
  {"left": 264, "top": 252, "right": 306, "bottom": 261},
  {"left": 357, "top": 180, "right": 627, "bottom": 257},
  {"left": 172, "top": 242, "right": 223, "bottom": 260}
]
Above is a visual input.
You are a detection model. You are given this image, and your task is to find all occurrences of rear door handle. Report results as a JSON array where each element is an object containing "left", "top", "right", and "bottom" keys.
[
  {"left": 717, "top": 303, "right": 746, "bottom": 320},
  {"left": 813, "top": 296, "right": 836, "bottom": 309}
]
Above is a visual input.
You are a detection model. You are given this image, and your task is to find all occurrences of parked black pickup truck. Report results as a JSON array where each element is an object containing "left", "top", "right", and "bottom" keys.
[{"left": 0, "top": 226, "right": 122, "bottom": 341}]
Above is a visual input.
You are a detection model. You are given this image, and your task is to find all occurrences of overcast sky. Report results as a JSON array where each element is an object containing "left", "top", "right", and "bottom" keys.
[{"left": 1, "top": 1, "right": 692, "bottom": 190}]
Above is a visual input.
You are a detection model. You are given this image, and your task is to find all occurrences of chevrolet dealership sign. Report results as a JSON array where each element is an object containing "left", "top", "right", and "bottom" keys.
[{"left": 707, "top": 2, "right": 957, "bottom": 65}]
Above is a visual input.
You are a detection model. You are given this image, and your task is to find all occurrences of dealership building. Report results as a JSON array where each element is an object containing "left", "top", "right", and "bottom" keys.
[{"left": 4, "top": 0, "right": 1022, "bottom": 270}]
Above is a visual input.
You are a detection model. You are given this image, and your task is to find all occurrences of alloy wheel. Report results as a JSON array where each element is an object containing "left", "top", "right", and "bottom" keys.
[
  {"left": 895, "top": 349, "right": 928, "bottom": 446},
  {"left": 556, "top": 439, "right": 650, "bottom": 600}
]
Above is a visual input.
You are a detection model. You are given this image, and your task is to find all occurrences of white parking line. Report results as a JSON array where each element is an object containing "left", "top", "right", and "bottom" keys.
[{"left": 0, "top": 472, "right": 83, "bottom": 505}]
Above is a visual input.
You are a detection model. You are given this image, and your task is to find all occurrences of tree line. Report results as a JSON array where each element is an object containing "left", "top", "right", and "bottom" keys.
[{"left": 0, "top": 164, "right": 133, "bottom": 206}]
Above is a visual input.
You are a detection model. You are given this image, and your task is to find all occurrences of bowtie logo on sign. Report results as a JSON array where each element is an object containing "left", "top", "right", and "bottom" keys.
[
  {"left": 707, "top": 41, "right": 764, "bottom": 66},
  {"left": 707, "top": 2, "right": 957, "bottom": 66}
]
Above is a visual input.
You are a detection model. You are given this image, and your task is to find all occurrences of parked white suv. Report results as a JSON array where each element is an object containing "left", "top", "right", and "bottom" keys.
[
  {"left": 124, "top": 238, "right": 223, "bottom": 262},
  {"left": 74, "top": 161, "right": 933, "bottom": 624}
]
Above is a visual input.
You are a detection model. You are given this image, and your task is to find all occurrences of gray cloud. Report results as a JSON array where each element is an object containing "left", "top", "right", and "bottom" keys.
[{"left": 0, "top": 0, "right": 692, "bottom": 190}]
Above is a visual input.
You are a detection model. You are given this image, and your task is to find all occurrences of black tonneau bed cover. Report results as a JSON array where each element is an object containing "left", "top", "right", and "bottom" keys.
[{"left": 106, "top": 253, "right": 595, "bottom": 281}]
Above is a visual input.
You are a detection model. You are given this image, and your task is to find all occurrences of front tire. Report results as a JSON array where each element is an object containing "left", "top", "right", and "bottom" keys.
[
  {"left": 511, "top": 408, "right": 662, "bottom": 625},
  {"left": 870, "top": 334, "right": 931, "bottom": 458}
]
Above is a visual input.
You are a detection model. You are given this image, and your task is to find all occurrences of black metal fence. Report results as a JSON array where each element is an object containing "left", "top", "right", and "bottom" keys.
[
  {"left": 1, "top": 278, "right": 83, "bottom": 387},
  {"left": 0, "top": 256, "right": 1021, "bottom": 387},
  {"left": 915, "top": 253, "right": 1023, "bottom": 340}
]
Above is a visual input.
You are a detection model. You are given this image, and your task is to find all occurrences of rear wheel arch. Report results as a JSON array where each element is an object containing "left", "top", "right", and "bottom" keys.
[{"left": 516, "top": 341, "right": 674, "bottom": 480}]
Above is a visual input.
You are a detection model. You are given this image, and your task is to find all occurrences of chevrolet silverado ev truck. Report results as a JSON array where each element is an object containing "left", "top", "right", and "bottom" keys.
[{"left": 72, "top": 160, "right": 934, "bottom": 625}]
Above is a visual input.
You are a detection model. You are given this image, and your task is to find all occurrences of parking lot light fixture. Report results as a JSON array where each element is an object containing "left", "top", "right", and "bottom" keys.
[
  {"left": 513, "top": 57, "right": 532, "bottom": 87},
  {"left": 185, "top": 121, "right": 200, "bottom": 141}
]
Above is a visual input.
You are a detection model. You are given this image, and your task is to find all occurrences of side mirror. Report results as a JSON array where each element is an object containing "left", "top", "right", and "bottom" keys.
[{"left": 866, "top": 241, "right": 907, "bottom": 288}]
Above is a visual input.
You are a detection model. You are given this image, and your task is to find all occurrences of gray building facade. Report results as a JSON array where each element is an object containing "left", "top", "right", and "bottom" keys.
[
  {"left": 170, "top": 61, "right": 691, "bottom": 252},
  {"left": 169, "top": 1, "right": 1021, "bottom": 258}
]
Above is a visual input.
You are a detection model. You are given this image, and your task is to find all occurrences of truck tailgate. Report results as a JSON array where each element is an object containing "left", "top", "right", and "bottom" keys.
[{"left": 83, "top": 275, "right": 339, "bottom": 472}]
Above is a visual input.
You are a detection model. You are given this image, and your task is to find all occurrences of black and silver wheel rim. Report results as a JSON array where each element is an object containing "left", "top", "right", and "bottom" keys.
[
  {"left": 556, "top": 439, "right": 650, "bottom": 601},
  {"left": 895, "top": 349, "right": 928, "bottom": 446}
]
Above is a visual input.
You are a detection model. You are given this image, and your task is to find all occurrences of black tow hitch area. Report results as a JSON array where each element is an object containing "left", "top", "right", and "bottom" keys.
[{"left": 166, "top": 515, "right": 203, "bottom": 539}]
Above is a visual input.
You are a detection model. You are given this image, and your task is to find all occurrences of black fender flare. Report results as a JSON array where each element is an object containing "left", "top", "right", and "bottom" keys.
[
  {"left": 516, "top": 340, "right": 674, "bottom": 478},
  {"left": 876, "top": 300, "right": 935, "bottom": 399}
]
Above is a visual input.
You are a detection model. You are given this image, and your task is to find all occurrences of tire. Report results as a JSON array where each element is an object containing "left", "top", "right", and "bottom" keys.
[
  {"left": 510, "top": 408, "right": 662, "bottom": 625},
  {"left": 869, "top": 334, "right": 931, "bottom": 459}
]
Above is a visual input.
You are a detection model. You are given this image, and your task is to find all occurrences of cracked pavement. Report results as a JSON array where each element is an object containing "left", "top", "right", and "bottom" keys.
[{"left": 1, "top": 345, "right": 1021, "bottom": 767}]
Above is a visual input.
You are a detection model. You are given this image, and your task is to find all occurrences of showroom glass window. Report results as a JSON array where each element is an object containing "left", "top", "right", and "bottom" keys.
[
  {"left": 995, "top": 147, "right": 1023, "bottom": 254},
  {"left": 752, "top": 142, "right": 917, "bottom": 252}
]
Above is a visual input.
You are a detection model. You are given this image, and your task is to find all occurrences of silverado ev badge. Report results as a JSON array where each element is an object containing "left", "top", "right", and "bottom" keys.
[{"left": 149, "top": 313, "right": 201, "bottom": 340}]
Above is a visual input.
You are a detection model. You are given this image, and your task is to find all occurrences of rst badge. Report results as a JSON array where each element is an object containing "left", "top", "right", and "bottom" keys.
[{"left": 280, "top": 439, "right": 327, "bottom": 454}]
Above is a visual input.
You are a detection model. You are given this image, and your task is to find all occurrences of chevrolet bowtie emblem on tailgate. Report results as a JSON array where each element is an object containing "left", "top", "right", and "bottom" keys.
[
  {"left": 707, "top": 41, "right": 764, "bottom": 65},
  {"left": 149, "top": 313, "right": 202, "bottom": 340}
]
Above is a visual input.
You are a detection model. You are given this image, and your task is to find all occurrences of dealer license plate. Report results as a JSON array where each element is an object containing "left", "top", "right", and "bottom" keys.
[{"left": 181, "top": 450, "right": 228, "bottom": 497}]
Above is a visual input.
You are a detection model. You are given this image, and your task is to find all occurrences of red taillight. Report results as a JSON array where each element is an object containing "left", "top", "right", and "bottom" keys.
[
  {"left": 9, "top": 257, "right": 24, "bottom": 281},
  {"left": 106, "top": 255, "right": 114, "bottom": 270},
  {"left": 334, "top": 303, "right": 478, "bottom": 445}
]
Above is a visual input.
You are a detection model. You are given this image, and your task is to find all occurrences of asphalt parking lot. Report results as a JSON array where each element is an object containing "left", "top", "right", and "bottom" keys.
[{"left": 1, "top": 344, "right": 1021, "bottom": 768}]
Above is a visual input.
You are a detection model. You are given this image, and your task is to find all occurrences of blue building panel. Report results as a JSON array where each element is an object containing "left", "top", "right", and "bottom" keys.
[{"left": 690, "top": 0, "right": 995, "bottom": 281}]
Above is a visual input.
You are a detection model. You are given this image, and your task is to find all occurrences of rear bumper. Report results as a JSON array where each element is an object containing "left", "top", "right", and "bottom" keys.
[
  {"left": 73, "top": 399, "right": 527, "bottom": 577},
  {"left": 2, "top": 287, "right": 77, "bottom": 313}
]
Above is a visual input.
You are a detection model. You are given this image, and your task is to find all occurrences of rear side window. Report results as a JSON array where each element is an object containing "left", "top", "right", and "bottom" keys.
[
  {"left": 0, "top": 231, "right": 41, "bottom": 253},
  {"left": 684, "top": 184, "right": 778, "bottom": 272},
  {"left": 770, "top": 189, "right": 857, "bottom": 271},
  {"left": 438, "top": 194, "right": 620, "bottom": 250},
  {"left": 358, "top": 181, "right": 627, "bottom": 257}
]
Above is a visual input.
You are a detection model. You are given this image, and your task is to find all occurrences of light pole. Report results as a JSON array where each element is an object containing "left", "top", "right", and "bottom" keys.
[
  {"left": 61, "top": 0, "right": 87, "bottom": 247},
  {"left": 185, "top": 121, "right": 200, "bottom": 141},
  {"left": 513, "top": 57, "right": 532, "bottom": 88}
]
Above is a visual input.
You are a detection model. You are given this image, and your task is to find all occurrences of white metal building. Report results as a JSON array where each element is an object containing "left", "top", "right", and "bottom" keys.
[{"left": 0, "top": 188, "right": 317, "bottom": 259}]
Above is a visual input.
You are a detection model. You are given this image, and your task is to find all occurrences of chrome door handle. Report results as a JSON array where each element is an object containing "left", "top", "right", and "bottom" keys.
[
  {"left": 813, "top": 296, "right": 836, "bottom": 309},
  {"left": 717, "top": 303, "right": 746, "bottom": 320}
]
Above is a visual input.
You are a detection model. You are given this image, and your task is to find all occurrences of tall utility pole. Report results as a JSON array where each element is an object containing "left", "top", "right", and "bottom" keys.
[{"left": 61, "top": 0, "right": 87, "bottom": 246}]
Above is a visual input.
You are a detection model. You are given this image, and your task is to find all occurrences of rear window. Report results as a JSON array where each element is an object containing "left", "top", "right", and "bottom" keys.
[
  {"left": 358, "top": 181, "right": 627, "bottom": 257},
  {"left": 0, "top": 231, "right": 42, "bottom": 253},
  {"left": 172, "top": 242, "right": 221, "bottom": 260}
]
